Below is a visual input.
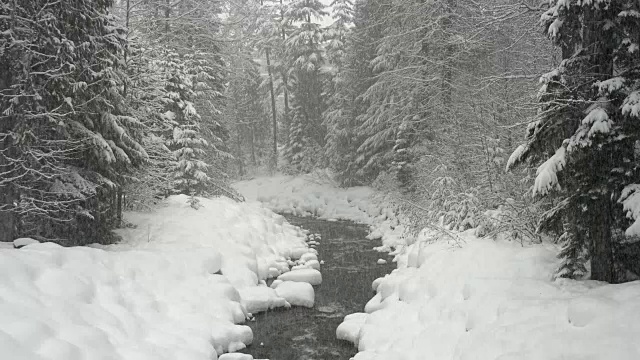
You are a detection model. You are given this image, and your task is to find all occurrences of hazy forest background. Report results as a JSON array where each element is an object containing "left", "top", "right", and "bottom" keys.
[{"left": 1, "top": 0, "right": 640, "bottom": 283}]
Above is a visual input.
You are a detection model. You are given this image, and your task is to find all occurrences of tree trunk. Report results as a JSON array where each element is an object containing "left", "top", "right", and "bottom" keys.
[
  {"left": 0, "top": 185, "right": 16, "bottom": 242},
  {"left": 116, "top": 187, "right": 123, "bottom": 228},
  {"left": 282, "top": 72, "right": 290, "bottom": 146},
  {"left": 440, "top": 0, "right": 455, "bottom": 109},
  {"left": 0, "top": 27, "right": 15, "bottom": 242},
  {"left": 250, "top": 124, "right": 257, "bottom": 166},
  {"left": 582, "top": 6, "right": 614, "bottom": 283},
  {"left": 590, "top": 199, "right": 614, "bottom": 282},
  {"left": 279, "top": 0, "right": 290, "bottom": 149},
  {"left": 265, "top": 48, "right": 278, "bottom": 168},
  {"left": 236, "top": 127, "right": 244, "bottom": 177},
  {"left": 164, "top": 0, "right": 171, "bottom": 33}
]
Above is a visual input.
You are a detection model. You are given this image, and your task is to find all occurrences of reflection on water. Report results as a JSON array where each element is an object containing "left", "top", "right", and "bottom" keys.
[{"left": 240, "top": 216, "right": 395, "bottom": 360}]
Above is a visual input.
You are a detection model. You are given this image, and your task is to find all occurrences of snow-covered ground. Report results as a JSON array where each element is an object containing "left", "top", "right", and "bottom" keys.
[
  {"left": 238, "top": 172, "right": 640, "bottom": 360},
  {"left": 0, "top": 195, "right": 320, "bottom": 360},
  {"left": 337, "top": 230, "right": 640, "bottom": 359},
  {"left": 234, "top": 170, "right": 405, "bottom": 248}
]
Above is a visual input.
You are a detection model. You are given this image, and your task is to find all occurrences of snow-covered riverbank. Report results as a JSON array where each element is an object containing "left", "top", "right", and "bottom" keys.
[
  {"left": 339, "top": 229, "right": 640, "bottom": 360},
  {"left": 0, "top": 195, "right": 319, "bottom": 360},
  {"left": 237, "top": 173, "right": 640, "bottom": 360},
  {"left": 234, "top": 171, "right": 406, "bottom": 249}
]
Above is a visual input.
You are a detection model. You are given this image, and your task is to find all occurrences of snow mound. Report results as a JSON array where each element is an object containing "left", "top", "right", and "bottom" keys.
[
  {"left": 277, "top": 268, "right": 322, "bottom": 286},
  {"left": 336, "top": 313, "right": 369, "bottom": 346},
  {"left": 275, "top": 281, "right": 315, "bottom": 308},
  {"left": 339, "top": 230, "right": 640, "bottom": 360},
  {"left": 218, "top": 353, "right": 254, "bottom": 360},
  {"left": 0, "top": 195, "right": 313, "bottom": 360},
  {"left": 12, "top": 237, "right": 39, "bottom": 248}
]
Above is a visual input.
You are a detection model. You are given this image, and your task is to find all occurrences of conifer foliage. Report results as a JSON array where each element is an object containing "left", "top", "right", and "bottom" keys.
[
  {"left": 283, "top": 0, "right": 328, "bottom": 171},
  {"left": 0, "top": 0, "right": 147, "bottom": 243},
  {"left": 508, "top": 0, "right": 640, "bottom": 282},
  {"left": 0, "top": 0, "right": 235, "bottom": 244}
]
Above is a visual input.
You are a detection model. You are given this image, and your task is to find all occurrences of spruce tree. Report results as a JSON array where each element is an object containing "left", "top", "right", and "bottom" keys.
[
  {"left": 507, "top": 0, "right": 640, "bottom": 282},
  {"left": 283, "top": 0, "right": 328, "bottom": 170},
  {"left": 0, "top": 0, "right": 147, "bottom": 243},
  {"left": 155, "top": 50, "right": 212, "bottom": 197}
]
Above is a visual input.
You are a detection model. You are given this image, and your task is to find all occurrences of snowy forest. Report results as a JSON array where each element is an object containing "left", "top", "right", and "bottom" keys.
[
  {"left": 2, "top": 0, "right": 640, "bottom": 359},
  {"left": 3, "top": 0, "right": 640, "bottom": 277}
]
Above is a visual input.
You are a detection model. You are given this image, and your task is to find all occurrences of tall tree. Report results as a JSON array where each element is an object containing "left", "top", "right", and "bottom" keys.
[
  {"left": 507, "top": 0, "right": 640, "bottom": 282},
  {"left": 0, "top": 0, "right": 147, "bottom": 243},
  {"left": 283, "top": 0, "right": 328, "bottom": 170}
]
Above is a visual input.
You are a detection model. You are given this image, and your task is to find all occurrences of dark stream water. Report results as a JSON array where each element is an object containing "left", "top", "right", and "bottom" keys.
[{"left": 240, "top": 216, "right": 395, "bottom": 360}]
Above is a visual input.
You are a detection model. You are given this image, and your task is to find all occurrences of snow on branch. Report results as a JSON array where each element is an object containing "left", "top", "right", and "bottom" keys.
[
  {"left": 582, "top": 107, "right": 612, "bottom": 137},
  {"left": 595, "top": 77, "right": 625, "bottom": 95},
  {"left": 532, "top": 145, "right": 566, "bottom": 197},
  {"left": 622, "top": 91, "right": 640, "bottom": 118},
  {"left": 619, "top": 184, "right": 640, "bottom": 237},
  {"left": 505, "top": 143, "right": 527, "bottom": 172}
]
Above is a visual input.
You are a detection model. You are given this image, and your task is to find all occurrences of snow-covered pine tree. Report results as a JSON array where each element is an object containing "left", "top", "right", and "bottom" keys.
[
  {"left": 256, "top": 0, "right": 292, "bottom": 168},
  {"left": 322, "top": 0, "right": 358, "bottom": 183},
  {"left": 324, "top": 0, "right": 353, "bottom": 69},
  {"left": 113, "top": 0, "right": 178, "bottom": 212},
  {"left": 184, "top": 50, "right": 233, "bottom": 198},
  {"left": 323, "top": 0, "right": 383, "bottom": 185},
  {"left": 224, "top": 56, "right": 271, "bottom": 176},
  {"left": 352, "top": 0, "right": 425, "bottom": 182},
  {"left": 155, "top": 50, "right": 212, "bottom": 198},
  {"left": 393, "top": 120, "right": 415, "bottom": 193},
  {"left": 283, "top": 0, "right": 328, "bottom": 171},
  {"left": 507, "top": 0, "right": 640, "bottom": 282},
  {"left": 118, "top": 0, "right": 233, "bottom": 201},
  {"left": 218, "top": 0, "right": 274, "bottom": 177},
  {"left": 0, "top": 0, "right": 147, "bottom": 243}
]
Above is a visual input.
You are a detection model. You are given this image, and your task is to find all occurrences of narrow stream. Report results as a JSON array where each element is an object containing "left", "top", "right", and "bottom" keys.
[{"left": 240, "top": 216, "right": 395, "bottom": 360}]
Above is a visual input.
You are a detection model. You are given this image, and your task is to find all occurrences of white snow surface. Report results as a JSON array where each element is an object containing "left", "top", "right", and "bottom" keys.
[
  {"left": 277, "top": 269, "right": 322, "bottom": 286},
  {"left": 340, "top": 229, "right": 640, "bottom": 360},
  {"left": 336, "top": 313, "right": 369, "bottom": 346},
  {"left": 274, "top": 281, "right": 315, "bottom": 308},
  {"left": 0, "top": 194, "right": 315, "bottom": 360},
  {"left": 12, "top": 237, "right": 39, "bottom": 248},
  {"left": 234, "top": 170, "right": 406, "bottom": 248}
]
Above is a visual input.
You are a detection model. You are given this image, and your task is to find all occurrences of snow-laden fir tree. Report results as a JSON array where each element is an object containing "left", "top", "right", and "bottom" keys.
[
  {"left": 393, "top": 119, "right": 415, "bottom": 193},
  {"left": 115, "top": 0, "right": 233, "bottom": 201},
  {"left": 255, "top": 0, "right": 291, "bottom": 168},
  {"left": 0, "top": 0, "right": 147, "bottom": 243},
  {"left": 282, "top": 0, "right": 328, "bottom": 171},
  {"left": 113, "top": 0, "right": 177, "bottom": 211},
  {"left": 184, "top": 51, "right": 233, "bottom": 198},
  {"left": 225, "top": 56, "right": 271, "bottom": 176},
  {"left": 324, "top": 0, "right": 353, "bottom": 68},
  {"left": 155, "top": 50, "right": 212, "bottom": 198},
  {"left": 323, "top": 0, "right": 384, "bottom": 185},
  {"left": 322, "top": 0, "right": 358, "bottom": 183},
  {"left": 507, "top": 0, "right": 640, "bottom": 282}
]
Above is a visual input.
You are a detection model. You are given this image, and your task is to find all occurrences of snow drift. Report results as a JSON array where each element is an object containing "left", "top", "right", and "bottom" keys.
[
  {"left": 339, "top": 230, "right": 640, "bottom": 360},
  {"left": 0, "top": 195, "right": 317, "bottom": 360}
]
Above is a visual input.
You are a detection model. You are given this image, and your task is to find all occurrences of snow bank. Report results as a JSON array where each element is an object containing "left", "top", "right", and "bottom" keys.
[
  {"left": 340, "top": 230, "right": 640, "bottom": 360},
  {"left": 234, "top": 171, "right": 406, "bottom": 248},
  {"left": 336, "top": 313, "right": 369, "bottom": 346},
  {"left": 274, "top": 281, "right": 315, "bottom": 308},
  {"left": 0, "top": 195, "right": 315, "bottom": 360},
  {"left": 277, "top": 268, "right": 322, "bottom": 286}
]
